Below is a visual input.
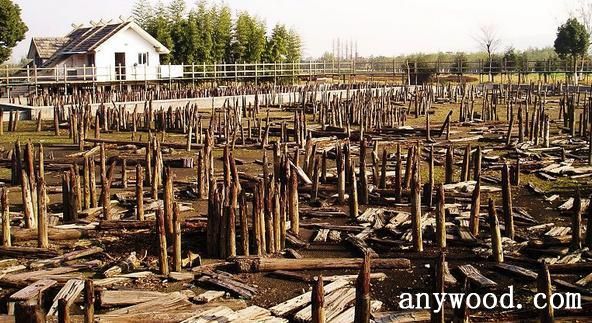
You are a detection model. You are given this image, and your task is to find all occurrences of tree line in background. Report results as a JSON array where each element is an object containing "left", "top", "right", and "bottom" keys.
[{"left": 132, "top": 0, "right": 302, "bottom": 65}]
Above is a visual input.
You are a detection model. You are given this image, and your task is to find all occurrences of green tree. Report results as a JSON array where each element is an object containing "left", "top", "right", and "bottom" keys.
[
  {"left": 167, "top": 0, "right": 186, "bottom": 22},
  {"left": 194, "top": 1, "right": 214, "bottom": 63},
  {"left": 0, "top": 0, "right": 28, "bottom": 63},
  {"left": 167, "top": 0, "right": 188, "bottom": 64},
  {"left": 554, "top": 17, "right": 590, "bottom": 84},
  {"left": 144, "top": 1, "right": 173, "bottom": 64},
  {"left": 211, "top": 4, "right": 232, "bottom": 63},
  {"left": 232, "top": 12, "right": 266, "bottom": 63},
  {"left": 131, "top": 0, "right": 154, "bottom": 29},
  {"left": 265, "top": 24, "right": 289, "bottom": 62},
  {"left": 286, "top": 28, "right": 302, "bottom": 62}
]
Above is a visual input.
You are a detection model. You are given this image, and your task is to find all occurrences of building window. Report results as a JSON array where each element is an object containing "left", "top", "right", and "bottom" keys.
[{"left": 138, "top": 52, "right": 149, "bottom": 65}]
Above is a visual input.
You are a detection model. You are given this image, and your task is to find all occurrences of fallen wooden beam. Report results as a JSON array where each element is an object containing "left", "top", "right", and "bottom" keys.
[
  {"left": 98, "top": 290, "right": 169, "bottom": 308},
  {"left": 0, "top": 246, "right": 58, "bottom": 258},
  {"left": 234, "top": 257, "right": 411, "bottom": 273},
  {"left": 29, "top": 246, "right": 103, "bottom": 269},
  {"left": 11, "top": 228, "right": 87, "bottom": 242},
  {"left": 270, "top": 279, "right": 350, "bottom": 317},
  {"left": 457, "top": 264, "right": 497, "bottom": 288}
]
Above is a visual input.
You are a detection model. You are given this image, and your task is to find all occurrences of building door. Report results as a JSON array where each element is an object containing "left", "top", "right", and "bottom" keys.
[{"left": 114, "top": 52, "right": 126, "bottom": 80}]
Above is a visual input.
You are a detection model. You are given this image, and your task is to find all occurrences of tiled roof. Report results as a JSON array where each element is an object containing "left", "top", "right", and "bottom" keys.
[
  {"left": 42, "top": 22, "right": 130, "bottom": 67},
  {"left": 30, "top": 37, "right": 69, "bottom": 59}
]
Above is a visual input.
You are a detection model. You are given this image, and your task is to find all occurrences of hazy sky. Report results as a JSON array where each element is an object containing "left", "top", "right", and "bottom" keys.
[{"left": 9, "top": 0, "right": 579, "bottom": 62}]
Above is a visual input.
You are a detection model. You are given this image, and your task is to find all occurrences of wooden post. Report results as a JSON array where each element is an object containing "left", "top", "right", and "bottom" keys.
[
  {"left": 253, "top": 180, "right": 264, "bottom": 256},
  {"left": 431, "top": 252, "right": 445, "bottom": 323},
  {"left": 337, "top": 154, "right": 345, "bottom": 204},
  {"left": 354, "top": 254, "right": 371, "bottom": 323},
  {"left": 426, "top": 146, "right": 434, "bottom": 207},
  {"left": 89, "top": 158, "right": 97, "bottom": 208},
  {"left": 164, "top": 167, "right": 174, "bottom": 236},
  {"left": 349, "top": 161, "right": 359, "bottom": 219},
  {"left": 572, "top": 189, "right": 582, "bottom": 250},
  {"left": 506, "top": 112, "right": 514, "bottom": 146},
  {"left": 1, "top": 189, "right": 10, "bottom": 247},
  {"left": 586, "top": 196, "right": 592, "bottom": 248},
  {"left": 469, "top": 178, "right": 481, "bottom": 237},
  {"left": 157, "top": 207, "right": 169, "bottom": 275},
  {"left": 121, "top": 158, "right": 128, "bottom": 188},
  {"left": 240, "top": 191, "right": 249, "bottom": 256},
  {"left": 411, "top": 178, "right": 423, "bottom": 252},
  {"left": 21, "top": 170, "right": 35, "bottom": 229},
  {"left": 359, "top": 140, "right": 369, "bottom": 204},
  {"left": 136, "top": 164, "right": 144, "bottom": 221},
  {"left": 101, "top": 161, "right": 116, "bottom": 221},
  {"left": 83, "top": 157, "right": 90, "bottom": 209},
  {"left": 436, "top": 185, "right": 446, "bottom": 249},
  {"left": 395, "top": 144, "right": 402, "bottom": 203},
  {"left": 321, "top": 150, "right": 327, "bottom": 183},
  {"left": 379, "top": 149, "right": 387, "bottom": 189},
  {"left": 228, "top": 181, "right": 238, "bottom": 258},
  {"left": 311, "top": 275, "right": 325, "bottom": 323},
  {"left": 15, "top": 302, "right": 45, "bottom": 323},
  {"left": 37, "top": 176, "right": 48, "bottom": 249},
  {"left": 312, "top": 156, "right": 320, "bottom": 202},
  {"left": 173, "top": 203, "right": 182, "bottom": 272},
  {"left": 461, "top": 144, "right": 471, "bottom": 182},
  {"left": 58, "top": 298, "right": 71, "bottom": 323},
  {"left": 445, "top": 145, "right": 454, "bottom": 184},
  {"left": 537, "top": 264, "right": 554, "bottom": 323},
  {"left": 488, "top": 199, "right": 504, "bottom": 263},
  {"left": 473, "top": 146, "right": 481, "bottom": 181},
  {"left": 289, "top": 167, "right": 299, "bottom": 236},
  {"left": 84, "top": 280, "right": 94, "bottom": 323},
  {"left": 403, "top": 146, "right": 414, "bottom": 189},
  {"left": 54, "top": 106, "right": 60, "bottom": 136},
  {"left": 501, "top": 163, "right": 514, "bottom": 239}
]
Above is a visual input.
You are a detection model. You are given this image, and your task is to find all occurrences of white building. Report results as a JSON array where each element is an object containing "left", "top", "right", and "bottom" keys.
[{"left": 27, "top": 21, "right": 175, "bottom": 82}]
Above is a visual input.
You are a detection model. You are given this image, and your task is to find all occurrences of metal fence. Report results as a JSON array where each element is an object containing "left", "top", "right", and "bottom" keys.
[{"left": 1, "top": 58, "right": 590, "bottom": 88}]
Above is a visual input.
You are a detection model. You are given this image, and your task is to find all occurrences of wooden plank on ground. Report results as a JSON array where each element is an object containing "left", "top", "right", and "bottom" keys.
[{"left": 458, "top": 264, "right": 497, "bottom": 288}]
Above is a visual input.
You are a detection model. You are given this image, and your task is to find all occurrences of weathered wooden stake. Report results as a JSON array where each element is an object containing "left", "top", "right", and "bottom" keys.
[
  {"left": 436, "top": 185, "right": 446, "bottom": 248},
  {"left": 469, "top": 178, "right": 481, "bottom": 237},
  {"left": 445, "top": 146, "right": 454, "bottom": 184},
  {"left": 173, "top": 203, "right": 182, "bottom": 272},
  {"left": 289, "top": 167, "right": 299, "bottom": 236},
  {"left": 157, "top": 207, "right": 169, "bottom": 275},
  {"left": 136, "top": 164, "right": 144, "bottom": 221},
  {"left": 431, "top": 252, "right": 445, "bottom": 323},
  {"left": 572, "top": 189, "right": 582, "bottom": 250},
  {"left": 411, "top": 178, "right": 423, "bottom": 252},
  {"left": 58, "top": 298, "right": 70, "bottom": 323},
  {"left": 488, "top": 199, "right": 504, "bottom": 263},
  {"left": 1, "top": 189, "right": 10, "bottom": 247},
  {"left": 537, "top": 264, "right": 554, "bottom": 323},
  {"left": 84, "top": 279, "right": 94, "bottom": 323},
  {"left": 501, "top": 163, "right": 514, "bottom": 239},
  {"left": 37, "top": 176, "right": 48, "bottom": 249},
  {"left": 354, "top": 254, "right": 371, "bottom": 323},
  {"left": 350, "top": 161, "right": 359, "bottom": 219},
  {"left": 311, "top": 275, "right": 325, "bottom": 323},
  {"left": 394, "top": 144, "right": 402, "bottom": 203}
]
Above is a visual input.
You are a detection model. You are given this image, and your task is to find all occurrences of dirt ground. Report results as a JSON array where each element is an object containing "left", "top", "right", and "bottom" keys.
[{"left": 0, "top": 92, "right": 590, "bottom": 321}]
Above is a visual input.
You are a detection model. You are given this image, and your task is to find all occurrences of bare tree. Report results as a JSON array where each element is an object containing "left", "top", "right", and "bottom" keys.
[
  {"left": 475, "top": 25, "right": 501, "bottom": 82},
  {"left": 575, "top": 0, "right": 592, "bottom": 35},
  {"left": 574, "top": 0, "right": 592, "bottom": 78}
]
